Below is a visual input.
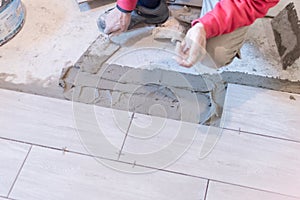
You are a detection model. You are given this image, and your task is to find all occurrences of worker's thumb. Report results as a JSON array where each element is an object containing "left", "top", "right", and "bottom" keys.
[{"left": 104, "top": 24, "right": 120, "bottom": 35}]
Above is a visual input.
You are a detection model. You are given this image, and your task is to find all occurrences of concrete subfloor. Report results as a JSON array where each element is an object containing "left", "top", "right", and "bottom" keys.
[
  {"left": 0, "top": 0, "right": 300, "bottom": 98},
  {"left": 0, "top": 0, "right": 111, "bottom": 98}
]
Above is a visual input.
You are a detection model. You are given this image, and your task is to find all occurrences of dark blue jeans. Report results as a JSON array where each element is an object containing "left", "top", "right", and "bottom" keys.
[{"left": 138, "top": 0, "right": 161, "bottom": 8}]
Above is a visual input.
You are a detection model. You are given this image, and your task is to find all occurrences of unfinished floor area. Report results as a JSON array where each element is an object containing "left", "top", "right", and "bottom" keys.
[{"left": 0, "top": 0, "right": 300, "bottom": 200}]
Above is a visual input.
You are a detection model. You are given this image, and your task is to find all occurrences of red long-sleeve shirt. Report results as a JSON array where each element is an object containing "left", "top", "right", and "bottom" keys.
[{"left": 117, "top": 0, "right": 279, "bottom": 39}]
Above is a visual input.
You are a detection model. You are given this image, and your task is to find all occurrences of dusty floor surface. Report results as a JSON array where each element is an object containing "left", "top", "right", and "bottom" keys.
[
  {"left": 0, "top": 0, "right": 299, "bottom": 97},
  {"left": 0, "top": 0, "right": 111, "bottom": 98}
]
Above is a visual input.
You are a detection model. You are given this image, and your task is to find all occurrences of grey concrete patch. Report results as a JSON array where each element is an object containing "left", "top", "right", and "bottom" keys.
[
  {"left": 59, "top": 63, "right": 223, "bottom": 125},
  {"left": 271, "top": 2, "right": 300, "bottom": 69},
  {"left": 76, "top": 35, "right": 120, "bottom": 74},
  {"left": 58, "top": 31, "right": 225, "bottom": 125}
]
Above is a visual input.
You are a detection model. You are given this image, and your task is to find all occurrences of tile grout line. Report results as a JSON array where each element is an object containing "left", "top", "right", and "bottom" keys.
[
  {"left": 0, "top": 136, "right": 72, "bottom": 153},
  {"left": 0, "top": 196, "right": 16, "bottom": 200},
  {"left": 6, "top": 145, "right": 33, "bottom": 198},
  {"left": 1, "top": 135, "right": 299, "bottom": 199},
  {"left": 0, "top": 129, "right": 300, "bottom": 184},
  {"left": 1, "top": 122, "right": 299, "bottom": 161},
  {"left": 0, "top": 131, "right": 299, "bottom": 198},
  {"left": 136, "top": 164, "right": 300, "bottom": 199},
  {"left": 203, "top": 179, "right": 210, "bottom": 200},
  {"left": 0, "top": 195, "right": 11, "bottom": 199},
  {"left": 209, "top": 179, "right": 300, "bottom": 199},
  {"left": 117, "top": 112, "right": 135, "bottom": 160},
  {"left": 0, "top": 194, "right": 16, "bottom": 199},
  {"left": 222, "top": 126, "right": 300, "bottom": 144}
]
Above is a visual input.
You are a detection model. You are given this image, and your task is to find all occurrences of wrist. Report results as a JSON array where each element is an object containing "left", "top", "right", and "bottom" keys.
[
  {"left": 116, "top": 4, "right": 132, "bottom": 13},
  {"left": 194, "top": 22, "right": 206, "bottom": 38}
]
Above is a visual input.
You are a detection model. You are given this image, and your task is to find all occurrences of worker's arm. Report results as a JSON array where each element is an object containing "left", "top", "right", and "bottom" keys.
[
  {"left": 177, "top": 0, "right": 279, "bottom": 67},
  {"left": 192, "top": 0, "right": 279, "bottom": 39}
]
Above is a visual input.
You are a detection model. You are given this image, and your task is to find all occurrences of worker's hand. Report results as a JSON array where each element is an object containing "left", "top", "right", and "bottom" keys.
[
  {"left": 102, "top": 8, "right": 131, "bottom": 35},
  {"left": 175, "top": 22, "right": 207, "bottom": 68}
]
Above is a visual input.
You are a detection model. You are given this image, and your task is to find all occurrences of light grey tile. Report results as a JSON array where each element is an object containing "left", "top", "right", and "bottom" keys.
[
  {"left": 0, "top": 139, "right": 30, "bottom": 196},
  {"left": 0, "top": 88, "right": 131, "bottom": 159},
  {"left": 123, "top": 113, "right": 185, "bottom": 154},
  {"left": 10, "top": 146, "right": 207, "bottom": 200},
  {"left": 169, "top": 127, "right": 300, "bottom": 197},
  {"left": 120, "top": 121, "right": 300, "bottom": 197},
  {"left": 221, "top": 84, "right": 300, "bottom": 141},
  {"left": 207, "top": 181, "right": 300, "bottom": 200}
]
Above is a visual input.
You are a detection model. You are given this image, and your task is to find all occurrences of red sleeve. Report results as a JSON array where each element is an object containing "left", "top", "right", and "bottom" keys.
[
  {"left": 117, "top": 0, "right": 138, "bottom": 12},
  {"left": 192, "top": 0, "right": 279, "bottom": 39}
]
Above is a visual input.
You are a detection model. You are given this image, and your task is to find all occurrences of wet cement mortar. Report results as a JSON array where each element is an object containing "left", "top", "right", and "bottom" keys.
[{"left": 58, "top": 22, "right": 300, "bottom": 125}]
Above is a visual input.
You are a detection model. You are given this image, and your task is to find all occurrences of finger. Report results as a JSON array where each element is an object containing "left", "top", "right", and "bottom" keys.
[
  {"left": 104, "top": 23, "right": 121, "bottom": 35},
  {"left": 180, "top": 39, "right": 191, "bottom": 54},
  {"left": 175, "top": 41, "right": 189, "bottom": 63},
  {"left": 183, "top": 46, "right": 189, "bottom": 54},
  {"left": 186, "top": 44, "right": 199, "bottom": 67},
  {"left": 120, "top": 24, "right": 129, "bottom": 32},
  {"left": 120, "top": 20, "right": 130, "bottom": 32},
  {"left": 176, "top": 41, "right": 188, "bottom": 59},
  {"left": 110, "top": 29, "right": 125, "bottom": 37},
  {"left": 177, "top": 58, "right": 193, "bottom": 68},
  {"left": 188, "top": 37, "right": 208, "bottom": 65},
  {"left": 181, "top": 39, "right": 186, "bottom": 48},
  {"left": 175, "top": 41, "right": 183, "bottom": 55},
  {"left": 177, "top": 42, "right": 200, "bottom": 68}
]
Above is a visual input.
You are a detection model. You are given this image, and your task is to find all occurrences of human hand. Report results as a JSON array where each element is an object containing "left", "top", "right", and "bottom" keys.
[
  {"left": 99, "top": 8, "right": 131, "bottom": 35},
  {"left": 175, "top": 23, "right": 207, "bottom": 67}
]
